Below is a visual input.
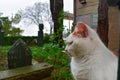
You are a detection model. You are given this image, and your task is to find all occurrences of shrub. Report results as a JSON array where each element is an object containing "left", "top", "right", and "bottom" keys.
[
  {"left": 43, "top": 33, "right": 50, "bottom": 43},
  {"left": 31, "top": 43, "right": 73, "bottom": 80},
  {"left": 4, "top": 36, "right": 37, "bottom": 46},
  {"left": 1, "top": 44, "right": 73, "bottom": 79}
]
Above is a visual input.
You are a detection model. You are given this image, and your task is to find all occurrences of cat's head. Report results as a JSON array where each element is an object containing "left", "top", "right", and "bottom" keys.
[{"left": 65, "top": 22, "right": 98, "bottom": 57}]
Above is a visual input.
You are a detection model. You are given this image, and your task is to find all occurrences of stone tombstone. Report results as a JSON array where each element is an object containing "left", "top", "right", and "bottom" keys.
[
  {"left": 0, "top": 21, "right": 4, "bottom": 46},
  {"left": 7, "top": 38, "right": 32, "bottom": 69},
  {"left": 39, "top": 24, "right": 44, "bottom": 31},
  {"left": 0, "top": 21, "right": 2, "bottom": 31},
  {"left": 37, "top": 24, "right": 44, "bottom": 46}
]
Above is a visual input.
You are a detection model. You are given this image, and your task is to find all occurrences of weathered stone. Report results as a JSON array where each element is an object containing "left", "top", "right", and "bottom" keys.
[
  {"left": 0, "top": 63, "right": 54, "bottom": 80},
  {"left": 0, "top": 21, "right": 4, "bottom": 46},
  {"left": 7, "top": 38, "right": 32, "bottom": 69},
  {"left": 37, "top": 24, "right": 44, "bottom": 46},
  {"left": 39, "top": 24, "right": 44, "bottom": 31}
]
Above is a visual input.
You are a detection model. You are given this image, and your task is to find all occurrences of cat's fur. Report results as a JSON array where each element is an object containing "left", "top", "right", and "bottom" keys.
[{"left": 65, "top": 22, "right": 118, "bottom": 80}]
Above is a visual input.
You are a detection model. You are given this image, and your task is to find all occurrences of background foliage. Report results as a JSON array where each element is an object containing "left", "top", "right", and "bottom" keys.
[
  {"left": 0, "top": 43, "right": 73, "bottom": 80},
  {"left": 0, "top": 13, "right": 23, "bottom": 36},
  {"left": 31, "top": 43, "right": 73, "bottom": 80}
]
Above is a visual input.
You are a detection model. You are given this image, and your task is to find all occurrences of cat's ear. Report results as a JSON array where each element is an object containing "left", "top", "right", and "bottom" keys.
[{"left": 73, "top": 23, "right": 88, "bottom": 38}]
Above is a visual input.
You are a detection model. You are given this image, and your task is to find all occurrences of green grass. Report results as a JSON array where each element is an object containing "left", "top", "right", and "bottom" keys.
[
  {"left": 0, "top": 46, "right": 11, "bottom": 58},
  {"left": 31, "top": 43, "right": 73, "bottom": 80},
  {"left": 0, "top": 43, "right": 73, "bottom": 80}
]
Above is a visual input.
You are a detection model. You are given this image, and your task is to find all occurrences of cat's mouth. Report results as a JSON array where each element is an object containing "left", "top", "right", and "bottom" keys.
[
  {"left": 63, "top": 50, "right": 72, "bottom": 57},
  {"left": 65, "top": 51, "right": 72, "bottom": 57}
]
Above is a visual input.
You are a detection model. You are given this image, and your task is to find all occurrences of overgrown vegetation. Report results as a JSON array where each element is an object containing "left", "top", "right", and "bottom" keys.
[
  {"left": 0, "top": 44, "right": 73, "bottom": 80},
  {"left": 32, "top": 43, "right": 73, "bottom": 80}
]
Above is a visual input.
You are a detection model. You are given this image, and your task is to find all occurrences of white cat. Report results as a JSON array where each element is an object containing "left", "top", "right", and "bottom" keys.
[{"left": 65, "top": 22, "right": 118, "bottom": 80}]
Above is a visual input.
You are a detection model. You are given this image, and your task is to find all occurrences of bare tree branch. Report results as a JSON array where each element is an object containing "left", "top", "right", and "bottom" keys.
[{"left": 21, "top": 2, "right": 52, "bottom": 27}]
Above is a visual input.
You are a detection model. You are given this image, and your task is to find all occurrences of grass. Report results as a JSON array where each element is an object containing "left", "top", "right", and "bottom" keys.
[{"left": 0, "top": 43, "right": 74, "bottom": 80}]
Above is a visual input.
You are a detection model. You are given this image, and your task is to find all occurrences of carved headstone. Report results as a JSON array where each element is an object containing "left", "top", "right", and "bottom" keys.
[
  {"left": 0, "top": 21, "right": 2, "bottom": 31},
  {"left": 37, "top": 24, "right": 44, "bottom": 46},
  {"left": 0, "top": 21, "right": 4, "bottom": 46},
  {"left": 39, "top": 24, "right": 44, "bottom": 31},
  {"left": 7, "top": 38, "right": 32, "bottom": 69}
]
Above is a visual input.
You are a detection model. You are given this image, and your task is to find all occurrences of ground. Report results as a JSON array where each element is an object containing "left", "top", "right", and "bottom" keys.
[{"left": 0, "top": 56, "right": 7, "bottom": 71}]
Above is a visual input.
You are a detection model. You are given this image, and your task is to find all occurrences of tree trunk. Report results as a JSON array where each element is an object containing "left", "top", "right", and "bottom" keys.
[
  {"left": 50, "top": 0, "right": 64, "bottom": 47},
  {"left": 97, "top": 0, "right": 109, "bottom": 47},
  {"left": 117, "top": 2, "right": 120, "bottom": 80}
]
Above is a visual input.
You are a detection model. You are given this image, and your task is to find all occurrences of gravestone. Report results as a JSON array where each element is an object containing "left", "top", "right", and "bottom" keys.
[
  {"left": 0, "top": 21, "right": 4, "bottom": 46},
  {"left": 7, "top": 38, "right": 32, "bottom": 69},
  {"left": 37, "top": 24, "right": 44, "bottom": 46}
]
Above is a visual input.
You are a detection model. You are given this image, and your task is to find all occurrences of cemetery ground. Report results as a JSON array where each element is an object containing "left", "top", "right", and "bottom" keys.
[{"left": 0, "top": 43, "right": 73, "bottom": 80}]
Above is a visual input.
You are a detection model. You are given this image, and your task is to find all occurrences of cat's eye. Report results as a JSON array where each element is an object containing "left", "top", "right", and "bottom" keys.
[{"left": 68, "top": 41, "right": 73, "bottom": 45}]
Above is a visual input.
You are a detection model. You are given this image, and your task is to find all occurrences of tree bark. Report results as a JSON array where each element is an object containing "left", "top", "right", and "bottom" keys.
[
  {"left": 50, "top": 0, "right": 64, "bottom": 47},
  {"left": 97, "top": 0, "right": 109, "bottom": 47}
]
